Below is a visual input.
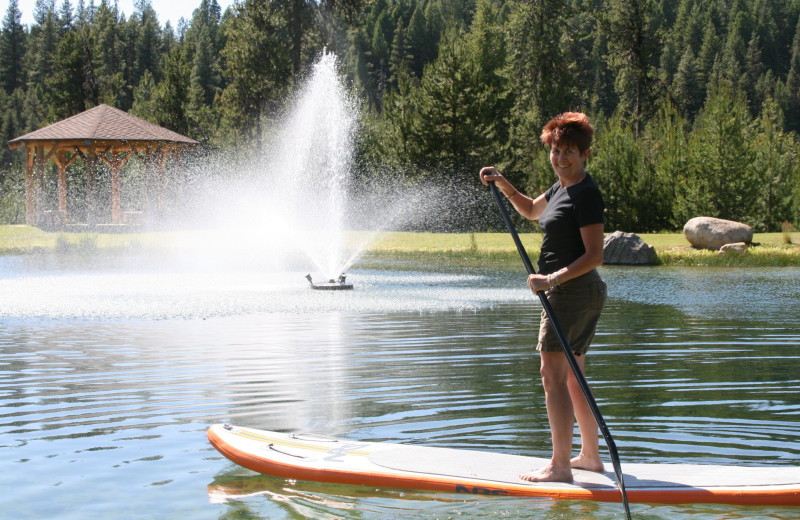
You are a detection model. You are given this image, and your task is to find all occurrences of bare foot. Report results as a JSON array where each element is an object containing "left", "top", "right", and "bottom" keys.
[
  {"left": 570, "top": 453, "right": 605, "bottom": 473},
  {"left": 519, "top": 463, "right": 573, "bottom": 483}
]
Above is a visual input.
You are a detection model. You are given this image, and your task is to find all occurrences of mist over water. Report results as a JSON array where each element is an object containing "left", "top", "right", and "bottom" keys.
[
  {"left": 163, "top": 52, "right": 362, "bottom": 280},
  {"left": 148, "top": 51, "right": 469, "bottom": 282}
]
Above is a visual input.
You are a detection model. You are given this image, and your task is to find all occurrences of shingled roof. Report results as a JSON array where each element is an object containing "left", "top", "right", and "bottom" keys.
[{"left": 8, "top": 104, "right": 198, "bottom": 145}]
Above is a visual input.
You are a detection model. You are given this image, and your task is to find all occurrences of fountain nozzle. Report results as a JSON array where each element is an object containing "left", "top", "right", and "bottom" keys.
[{"left": 305, "top": 273, "right": 353, "bottom": 291}]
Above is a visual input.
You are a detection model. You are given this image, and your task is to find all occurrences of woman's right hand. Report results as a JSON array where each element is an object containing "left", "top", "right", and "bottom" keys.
[
  {"left": 481, "top": 167, "right": 542, "bottom": 221},
  {"left": 479, "top": 166, "right": 514, "bottom": 196},
  {"left": 479, "top": 166, "right": 501, "bottom": 185}
]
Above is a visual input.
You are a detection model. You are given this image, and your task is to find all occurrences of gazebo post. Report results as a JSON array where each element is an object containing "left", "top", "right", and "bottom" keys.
[
  {"left": 54, "top": 150, "right": 69, "bottom": 225},
  {"left": 158, "top": 146, "right": 169, "bottom": 215},
  {"left": 57, "top": 151, "right": 67, "bottom": 218},
  {"left": 138, "top": 145, "right": 157, "bottom": 224},
  {"left": 85, "top": 141, "right": 98, "bottom": 227},
  {"left": 103, "top": 149, "right": 133, "bottom": 225},
  {"left": 33, "top": 144, "right": 46, "bottom": 225},
  {"left": 24, "top": 145, "right": 35, "bottom": 225},
  {"left": 112, "top": 156, "right": 121, "bottom": 224}
]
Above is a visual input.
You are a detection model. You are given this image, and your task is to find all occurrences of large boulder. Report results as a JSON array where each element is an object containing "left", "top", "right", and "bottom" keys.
[
  {"left": 683, "top": 217, "right": 753, "bottom": 250},
  {"left": 603, "top": 231, "right": 656, "bottom": 265}
]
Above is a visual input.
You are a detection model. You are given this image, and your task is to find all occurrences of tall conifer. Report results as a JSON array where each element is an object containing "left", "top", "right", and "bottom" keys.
[{"left": 0, "top": 0, "right": 27, "bottom": 93}]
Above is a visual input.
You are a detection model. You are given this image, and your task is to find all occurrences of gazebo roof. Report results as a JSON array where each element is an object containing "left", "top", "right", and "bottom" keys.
[{"left": 8, "top": 104, "right": 198, "bottom": 147}]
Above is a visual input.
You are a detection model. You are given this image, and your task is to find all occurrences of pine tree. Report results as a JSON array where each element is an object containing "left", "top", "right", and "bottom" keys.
[
  {"left": 47, "top": 28, "right": 89, "bottom": 118},
  {"left": 601, "top": 0, "right": 658, "bottom": 137},
  {"left": 90, "top": 0, "right": 124, "bottom": 105},
  {"left": 130, "top": 68, "right": 158, "bottom": 122},
  {"left": 369, "top": 12, "right": 391, "bottom": 109},
  {"left": 785, "top": 17, "right": 800, "bottom": 132},
  {"left": 366, "top": 63, "right": 417, "bottom": 170},
  {"left": 505, "top": 0, "right": 578, "bottom": 184},
  {"left": 506, "top": 0, "right": 575, "bottom": 134},
  {"left": 388, "top": 14, "right": 411, "bottom": 90},
  {"left": 423, "top": 1, "right": 444, "bottom": 61},
  {"left": 743, "top": 32, "right": 765, "bottom": 114},
  {"left": 590, "top": 111, "right": 643, "bottom": 231},
  {"left": 752, "top": 98, "right": 799, "bottom": 230},
  {"left": 189, "top": 25, "right": 219, "bottom": 107},
  {"left": 672, "top": 47, "right": 702, "bottom": 118},
  {"left": 153, "top": 45, "right": 190, "bottom": 134},
  {"left": 719, "top": 1, "right": 750, "bottom": 88},
  {"left": 681, "top": 80, "right": 760, "bottom": 225},
  {"left": 73, "top": 0, "right": 89, "bottom": 28},
  {"left": 405, "top": 3, "right": 428, "bottom": 79},
  {"left": 29, "top": 1, "right": 61, "bottom": 100},
  {"left": 185, "top": 0, "right": 222, "bottom": 112},
  {"left": 219, "top": 0, "right": 291, "bottom": 145},
  {"left": 134, "top": 0, "right": 162, "bottom": 83},
  {"left": 750, "top": 0, "right": 781, "bottom": 76},
  {"left": 188, "top": 23, "right": 221, "bottom": 141},
  {"left": 696, "top": 16, "right": 719, "bottom": 89},
  {"left": 463, "top": 0, "right": 509, "bottom": 166},
  {"left": 405, "top": 27, "right": 483, "bottom": 173},
  {"left": 58, "top": 0, "right": 73, "bottom": 32},
  {"left": 643, "top": 99, "right": 688, "bottom": 229},
  {"left": 0, "top": 0, "right": 28, "bottom": 94},
  {"left": 672, "top": 0, "right": 703, "bottom": 53}
]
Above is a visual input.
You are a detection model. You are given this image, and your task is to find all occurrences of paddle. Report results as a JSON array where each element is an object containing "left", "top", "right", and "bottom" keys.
[{"left": 488, "top": 181, "right": 632, "bottom": 520}]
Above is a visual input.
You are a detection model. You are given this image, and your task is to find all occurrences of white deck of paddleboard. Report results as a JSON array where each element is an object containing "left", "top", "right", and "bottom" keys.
[
  {"left": 369, "top": 445, "right": 800, "bottom": 489},
  {"left": 209, "top": 424, "right": 800, "bottom": 496}
]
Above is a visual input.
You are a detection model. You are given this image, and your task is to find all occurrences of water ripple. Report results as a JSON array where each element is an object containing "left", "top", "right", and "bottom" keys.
[{"left": 1, "top": 267, "right": 799, "bottom": 519}]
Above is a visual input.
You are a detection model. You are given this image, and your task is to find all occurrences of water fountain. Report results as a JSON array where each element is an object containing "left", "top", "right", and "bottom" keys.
[
  {"left": 176, "top": 51, "right": 416, "bottom": 290},
  {"left": 266, "top": 52, "right": 359, "bottom": 286}
]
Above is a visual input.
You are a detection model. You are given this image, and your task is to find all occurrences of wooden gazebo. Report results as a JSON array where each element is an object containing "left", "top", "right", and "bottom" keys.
[{"left": 8, "top": 104, "right": 198, "bottom": 227}]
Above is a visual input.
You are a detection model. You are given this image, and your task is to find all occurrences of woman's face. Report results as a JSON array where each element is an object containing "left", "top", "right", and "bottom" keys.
[{"left": 550, "top": 142, "right": 590, "bottom": 179}]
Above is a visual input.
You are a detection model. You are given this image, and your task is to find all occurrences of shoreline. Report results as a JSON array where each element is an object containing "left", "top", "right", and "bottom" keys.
[{"left": 1, "top": 225, "right": 799, "bottom": 267}]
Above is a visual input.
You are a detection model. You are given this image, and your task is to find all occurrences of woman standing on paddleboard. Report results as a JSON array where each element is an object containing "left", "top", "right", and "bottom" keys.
[{"left": 479, "top": 112, "right": 607, "bottom": 483}]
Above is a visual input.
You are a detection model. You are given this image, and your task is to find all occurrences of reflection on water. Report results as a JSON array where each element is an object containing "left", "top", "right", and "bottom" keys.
[{"left": 0, "top": 259, "right": 798, "bottom": 519}]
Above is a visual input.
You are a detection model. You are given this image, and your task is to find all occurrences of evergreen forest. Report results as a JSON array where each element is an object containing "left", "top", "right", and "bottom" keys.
[{"left": 2, "top": 0, "right": 800, "bottom": 232}]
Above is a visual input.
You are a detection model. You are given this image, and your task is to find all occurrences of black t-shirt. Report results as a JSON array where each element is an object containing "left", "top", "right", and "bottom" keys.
[{"left": 537, "top": 173, "right": 604, "bottom": 274}]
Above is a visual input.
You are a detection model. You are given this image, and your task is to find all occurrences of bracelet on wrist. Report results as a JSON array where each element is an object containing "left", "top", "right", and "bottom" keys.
[{"left": 507, "top": 190, "right": 519, "bottom": 200}]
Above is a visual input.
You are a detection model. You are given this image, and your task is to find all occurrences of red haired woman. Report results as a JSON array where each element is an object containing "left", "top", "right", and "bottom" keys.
[{"left": 480, "top": 112, "right": 607, "bottom": 483}]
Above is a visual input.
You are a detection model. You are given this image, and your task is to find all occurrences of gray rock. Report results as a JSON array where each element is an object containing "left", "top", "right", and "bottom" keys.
[
  {"left": 683, "top": 217, "right": 753, "bottom": 250},
  {"left": 719, "top": 242, "right": 747, "bottom": 255},
  {"left": 603, "top": 231, "right": 656, "bottom": 265}
]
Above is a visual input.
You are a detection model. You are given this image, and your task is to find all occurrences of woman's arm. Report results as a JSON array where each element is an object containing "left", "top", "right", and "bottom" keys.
[
  {"left": 479, "top": 166, "right": 547, "bottom": 220},
  {"left": 527, "top": 223, "right": 604, "bottom": 292},
  {"left": 555, "top": 223, "right": 605, "bottom": 282}
]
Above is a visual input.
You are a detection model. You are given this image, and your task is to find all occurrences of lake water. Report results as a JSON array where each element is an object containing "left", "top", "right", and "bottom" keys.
[{"left": 1, "top": 256, "right": 798, "bottom": 519}]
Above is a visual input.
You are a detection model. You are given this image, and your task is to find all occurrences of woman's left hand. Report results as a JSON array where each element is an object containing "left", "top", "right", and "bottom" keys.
[{"left": 527, "top": 274, "right": 548, "bottom": 293}]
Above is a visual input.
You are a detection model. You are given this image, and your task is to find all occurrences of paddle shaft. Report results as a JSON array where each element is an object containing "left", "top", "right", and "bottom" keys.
[{"left": 489, "top": 182, "right": 631, "bottom": 519}]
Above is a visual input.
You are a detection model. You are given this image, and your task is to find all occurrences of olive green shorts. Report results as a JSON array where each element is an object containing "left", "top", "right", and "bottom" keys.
[{"left": 537, "top": 269, "right": 607, "bottom": 356}]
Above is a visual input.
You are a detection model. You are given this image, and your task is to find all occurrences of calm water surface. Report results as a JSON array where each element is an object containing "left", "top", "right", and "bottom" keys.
[{"left": 1, "top": 256, "right": 799, "bottom": 519}]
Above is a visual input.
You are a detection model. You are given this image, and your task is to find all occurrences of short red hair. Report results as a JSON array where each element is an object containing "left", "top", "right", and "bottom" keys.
[{"left": 540, "top": 112, "right": 594, "bottom": 153}]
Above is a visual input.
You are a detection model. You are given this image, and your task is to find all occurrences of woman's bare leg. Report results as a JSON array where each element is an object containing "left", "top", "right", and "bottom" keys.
[
  {"left": 567, "top": 355, "right": 604, "bottom": 472},
  {"left": 520, "top": 351, "right": 574, "bottom": 483}
]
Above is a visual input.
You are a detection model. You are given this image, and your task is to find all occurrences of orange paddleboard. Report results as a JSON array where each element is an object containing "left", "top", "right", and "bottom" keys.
[{"left": 208, "top": 424, "right": 800, "bottom": 506}]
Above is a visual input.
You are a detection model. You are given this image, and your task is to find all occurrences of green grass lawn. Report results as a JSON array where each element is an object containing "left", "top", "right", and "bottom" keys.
[{"left": 1, "top": 225, "right": 799, "bottom": 267}]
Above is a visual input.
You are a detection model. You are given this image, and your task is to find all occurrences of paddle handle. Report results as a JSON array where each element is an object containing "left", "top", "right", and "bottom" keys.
[{"left": 488, "top": 181, "right": 631, "bottom": 520}]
